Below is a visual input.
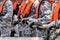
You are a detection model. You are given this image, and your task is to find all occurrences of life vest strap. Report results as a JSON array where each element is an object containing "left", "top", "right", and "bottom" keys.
[
  {"left": 50, "top": 2, "right": 60, "bottom": 22},
  {"left": 23, "top": 1, "right": 33, "bottom": 17},
  {"left": 13, "top": 1, "right": 18, "bottom": 10},
  {"left": 0, "top": 0, "right": 6, "bottom": 13},
  {"left": 35, "top": 1, "right": 42, "bottom": 19},
  {"left": 18, "top": 1, "right": 30, "bottom": 16}
]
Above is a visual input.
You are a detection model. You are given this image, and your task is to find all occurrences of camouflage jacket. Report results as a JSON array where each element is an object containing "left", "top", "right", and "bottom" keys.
[{"left": 2, "top": 0, "right": 13, "bottom": 19}]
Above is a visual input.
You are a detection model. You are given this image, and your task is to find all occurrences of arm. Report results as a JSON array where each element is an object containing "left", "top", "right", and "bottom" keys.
[
  {"left": 3, "top": 0, "right": 13, "bottom": 19},
  {"left": 2, "top": 0, "right": 13, "bottom": 28},
  {"left": 42, "top": 20, "right": 60, "bottom": 29}
]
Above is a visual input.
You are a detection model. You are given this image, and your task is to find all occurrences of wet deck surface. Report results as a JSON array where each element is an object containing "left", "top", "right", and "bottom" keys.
[{"left": 0, "top": 37, "right": 60, "bottom": 40}]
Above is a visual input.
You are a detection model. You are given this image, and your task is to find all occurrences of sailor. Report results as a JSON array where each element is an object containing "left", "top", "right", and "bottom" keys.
[{"left": 0, "top": 0, "right": 13, "bottom": 37}]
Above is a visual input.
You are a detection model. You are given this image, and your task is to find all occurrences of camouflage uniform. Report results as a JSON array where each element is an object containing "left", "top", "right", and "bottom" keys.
[
  {"left": 47, "top": 20, "right": 60, "bottom": 40},
  {"left": 28, "top": 0, "right": 52, "bottom": 40},
  {"left": 0, "top": 0, "right": 13, "bottom": 37},
  {"left": 13, "top": 0, "right": 36, "bottom": 37},
  {"left": 38, "top": 1, "right": 52, "bottom": 39}
]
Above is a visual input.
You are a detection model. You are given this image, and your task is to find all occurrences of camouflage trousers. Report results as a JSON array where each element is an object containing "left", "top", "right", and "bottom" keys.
[
  {"left": 14, "top": 24, "right": 32, "bottom": 37},
  {"left": 0, "top": 21, "right": 11, "bottom": 37}
]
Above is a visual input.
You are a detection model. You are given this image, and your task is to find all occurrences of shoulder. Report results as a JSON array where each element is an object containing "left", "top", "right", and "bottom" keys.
[{"left": 5, "top": 0, "right": 12, "bottom": 5}]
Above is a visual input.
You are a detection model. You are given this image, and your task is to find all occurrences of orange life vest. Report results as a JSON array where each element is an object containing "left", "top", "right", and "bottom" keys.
[
  {"left": 18, "top": 1, "right": 28, "bottom": 15},
  {"left": 48, "top": 0, "right": 55, "bottom": 5},
  {"left": 50, "top": 2, "right": 60, "bottom": 22},
  {"left": 35, "top": 6, "right": 39, "bottom": 19},
  {"left": 13, "top": 0, "right": 18, "bottom": 10},
  {"left": 23, "top": 1, "right": 33, "bottom": 17},
  {"left": 18, "top": 0, "right": 29, "bottom": 15},
  {"left": 18, "top": 3, "right": 23, "bottom": 15},
  {"left": 20, "top": 2, "right": 27, "bottom": 14},
  {"left": 0, "top": 0, "right": 6, "bottom": 13},
  {"left": 35, "top": 1, "right": 42, "bottom": 19}
]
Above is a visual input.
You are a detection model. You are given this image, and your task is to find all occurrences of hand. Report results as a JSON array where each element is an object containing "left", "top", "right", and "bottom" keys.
[
  {"left": 38, "top": 26, "right": 47, "bottom": 29},
  {"left": 32, "top": 25, "right": 37, "bottom": 28}
]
